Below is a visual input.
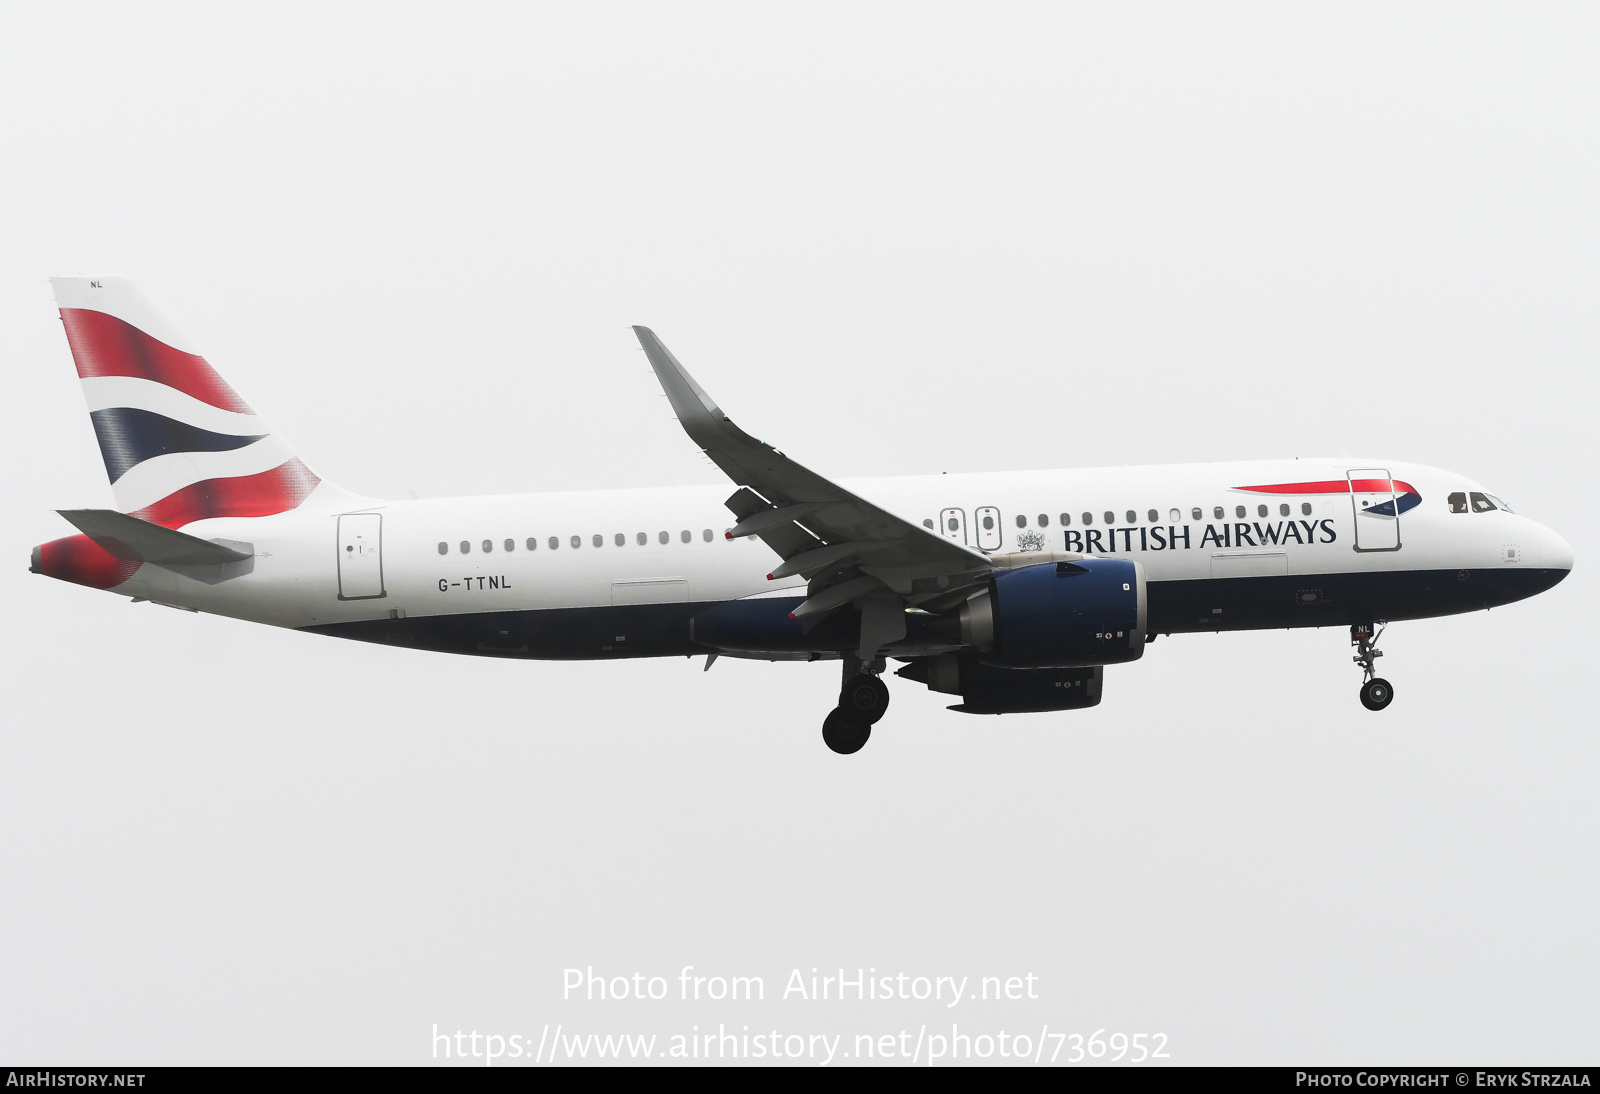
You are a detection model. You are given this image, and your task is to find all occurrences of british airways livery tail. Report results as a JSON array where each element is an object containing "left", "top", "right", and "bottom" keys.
[
  {"left": 31, "top": 277, "right": 1574, "bottom": 753},
  {"left": 36, "top": 277, "right": 360, "bottom": 592}
]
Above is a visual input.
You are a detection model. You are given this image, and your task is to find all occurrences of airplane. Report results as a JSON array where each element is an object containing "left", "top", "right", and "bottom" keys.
[{"left": 32, "top": 277, "right": 1574, "bottom": 753}]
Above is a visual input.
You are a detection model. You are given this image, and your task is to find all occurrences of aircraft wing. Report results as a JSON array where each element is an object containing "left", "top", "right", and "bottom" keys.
[{"left": 633, "top": 326, "right": 993, "bottom": 631}]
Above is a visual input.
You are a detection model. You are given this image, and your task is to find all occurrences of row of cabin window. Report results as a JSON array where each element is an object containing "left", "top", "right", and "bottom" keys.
[
  {"left": 922, "top": 502, "right": 1316, "bottom": 535},
  {"left": 439, "top": 529, "right": 718, "bottom": 555}
]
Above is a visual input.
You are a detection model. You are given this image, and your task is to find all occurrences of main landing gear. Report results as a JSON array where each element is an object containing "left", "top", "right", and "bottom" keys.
[
  {"left": 822, "top": 707, "right": 871, "bottom": 755},
  {"left": 823, "top": 659, "right": 890, "bottom": 754},
  {"left": 1352, "top": 622, "right": 1394, "bottom": 712}
]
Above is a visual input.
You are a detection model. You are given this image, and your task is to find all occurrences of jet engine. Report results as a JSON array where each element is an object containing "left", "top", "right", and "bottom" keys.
[{"left": 956, "top": 557, "right": 1146, "bottom": 668}]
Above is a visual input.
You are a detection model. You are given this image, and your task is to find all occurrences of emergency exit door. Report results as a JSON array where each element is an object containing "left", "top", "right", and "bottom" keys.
[
  {"left": 337, "top": 513, "right": 386, "bottom": 599},
  {"left": 938, "top": 508, "right": 967, "bottom": 545},
  {"left": 974, "top": 506, "right": 1003, "bottom": 551}
]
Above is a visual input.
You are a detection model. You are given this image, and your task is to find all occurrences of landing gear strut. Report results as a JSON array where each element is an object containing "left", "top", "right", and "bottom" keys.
[
  {"left": 1351, "top": 622, "right": 1394, "bottom": 711},
  {"left": 822, "top": 657, "right": 889, "bottom": 754}
]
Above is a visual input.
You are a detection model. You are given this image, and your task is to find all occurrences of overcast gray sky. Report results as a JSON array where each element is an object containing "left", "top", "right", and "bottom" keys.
[{"left": 2, "top": 1, "right": 1595, "bottom": 1065}]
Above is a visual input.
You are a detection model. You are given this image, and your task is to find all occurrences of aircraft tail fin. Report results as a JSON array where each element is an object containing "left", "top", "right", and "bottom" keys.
[{"left": 50, "top": 276, "right": 348, "bottom": 528}]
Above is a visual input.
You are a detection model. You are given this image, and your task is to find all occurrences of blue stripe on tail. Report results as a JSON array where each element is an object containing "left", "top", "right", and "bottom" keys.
[{"left": 88, "top": 407, "right": 265, "bottom": 484}]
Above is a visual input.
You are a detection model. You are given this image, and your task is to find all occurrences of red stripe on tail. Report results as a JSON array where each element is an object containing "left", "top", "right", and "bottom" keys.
[
  {"left": 1237, "top": 479, "right": 1418, "bottom": 495},
  {"left": 60, "top": 308, "right": 252, "bottom": 414},
  {"left": 35, "top": 534, "right": 143, "bottom": 590},
  {"left": 130, "top": 458, "right": 321, "bottom": 529}
]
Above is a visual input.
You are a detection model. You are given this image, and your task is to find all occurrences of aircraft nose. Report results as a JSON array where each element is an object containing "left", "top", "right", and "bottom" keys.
[
  {"left": 1545, "top": 525, "right": 1575, "bottom": 572},
  {"left": 1525, "top": 518, "right": 1575, "bottom": 573}
]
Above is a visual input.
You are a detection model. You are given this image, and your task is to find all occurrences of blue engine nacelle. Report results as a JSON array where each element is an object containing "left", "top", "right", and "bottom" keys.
[{"left": 958, "top": 558, "right": 1146, "bottom": 668}]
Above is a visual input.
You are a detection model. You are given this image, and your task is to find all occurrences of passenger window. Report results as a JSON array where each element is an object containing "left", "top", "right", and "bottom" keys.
[
  {"left": 1301, "top": 502, "right": 1312, "bottom": 516},
  {"left": 1147, "top": 509, "right": 1158, "bottom": 523},
  {"left": 1192, "top": 508, "right": 1202, "bottom": 521},
  {"left": 570, "top": 536, "right": 581, "bottom": 549},
  {"left": 1010, "top": 514, "right": 1021, "bottom": 529},
  {"left": 923, "top": 519, "right": 934, "bottom": 529},
  {"left": 459, "top": 540, "right": 470, "bottom": 554},
  {"left": 505, "top": 538, "right": 515, "bottom": 552},
  {"left": 680, "top": 530, "right": 691, "bottom": 543},
  {"left": 1082, "top": 512, "right": 1093, "bottom": 526},
  {"left": 1060, "top": 513, "right": 1071, "bottom": 526},
  {"left": 548, "top": 537, "right": 559, "bottom": 550},
  {"left": 1103, "top": 511, "right": 1114, "bottom": 525},
  {"left": 1169, "top": 509, "right": 1180, "bottom": 522},
  {"left": 483, "top": 539, "right": 493, "bottom": 553},
  {"left": 1447, "top": 492, "right": 1468, "bottom": 513},
  {"left": 527, "top": 538, "right": 538, "bottom": 551},
  {"left": 1234, "top": 506, "right": 1245, "bottom": 519},
  {"left": 592, "top": 534, "right": 603, "bottom": 547},
  {"left": 637, "top": 532, "right": 648, "bottom": 545},
  {"left": 1469, "top": 492, "right": 1497, "bottom": 513},
  {"left": 1257, "top": 504, "right": 1268, "bottom": 518},
  {"left": 659, "top": 531, "right": 669, "bottom": 544},
  {"left": 437, "top": 542, "right": 448, "bottom": 555},
  {"left": 1213, "top": 507, "right": 1224, "bottom": 520},
  {"left": 615, "top": 533, "right": 625, "bottom": 547},
  {"left": 702, "top": 529, "right": 713, "bottom": 541},
  {"left": 1125, "top": 510, "right": 1135, "bottom": 524},
  {"left": 1279, "top": 504, "right": 1289, "bottom": 517},
  {"left": 1038, "top": 514, "right": 1049, "bottom": 527}
]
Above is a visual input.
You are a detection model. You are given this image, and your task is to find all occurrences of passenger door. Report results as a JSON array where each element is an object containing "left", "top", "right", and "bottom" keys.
[
  {"left": 1348, "top": 469, "right": 1401, "bottom": 552},
  {"left": 337, "top": 513, "right": 386, "bottom": 599}
]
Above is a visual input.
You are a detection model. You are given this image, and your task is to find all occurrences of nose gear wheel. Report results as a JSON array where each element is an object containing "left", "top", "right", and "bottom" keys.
[{"left": 1360, "top": 678, "right": 1394, "bottom": 711}]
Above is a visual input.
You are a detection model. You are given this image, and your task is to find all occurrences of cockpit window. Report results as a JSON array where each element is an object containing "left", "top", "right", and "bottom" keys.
[
  {"left": 1447, "top": 492, "right": 1468, "bottom": 514},
  {"left": 1485, "top": 493, "right": 1513, "bottom": 513},
  {"left": 1469, "top": 491, "right": 1498, "bottom": 513}
]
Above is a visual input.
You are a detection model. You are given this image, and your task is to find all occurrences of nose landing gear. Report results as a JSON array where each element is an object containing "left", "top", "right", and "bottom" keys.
[
  {"left": 822, "top": 658, "right": 890, "bottom": 754},
  {"left": 1352, "top": 622, "right": 1394, "bottom": 711}
]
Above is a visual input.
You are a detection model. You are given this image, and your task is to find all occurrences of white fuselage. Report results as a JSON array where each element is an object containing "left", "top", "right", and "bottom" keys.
[{"left": 108, "top": 457, "right": 1572, "bottom": 642}]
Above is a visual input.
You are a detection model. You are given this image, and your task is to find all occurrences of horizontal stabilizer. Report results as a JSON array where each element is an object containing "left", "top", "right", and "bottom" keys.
[{"left": 57, "top": 509, "right": 252, "bottom": 566}]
